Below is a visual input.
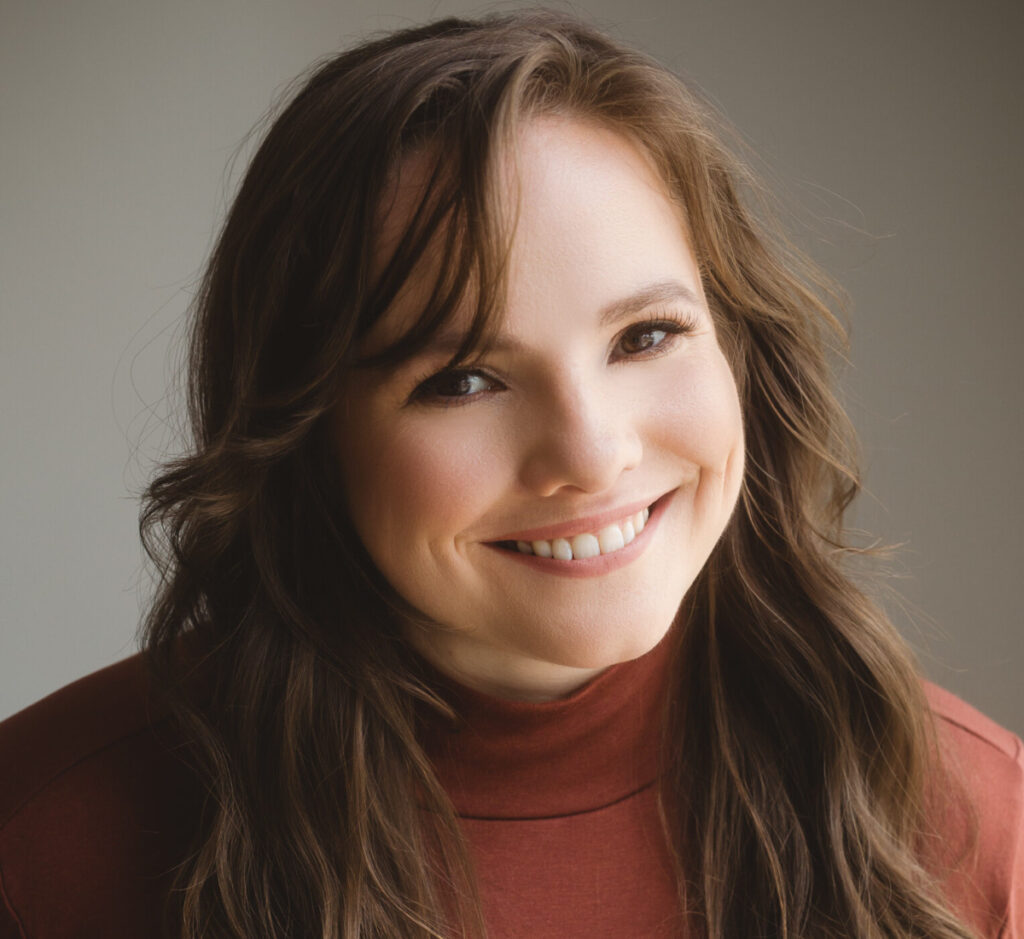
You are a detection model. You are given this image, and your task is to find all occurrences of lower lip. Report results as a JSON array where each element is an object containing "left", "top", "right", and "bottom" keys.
[{"left": 484, "top": 490, "right": 675, "bottom": 579}]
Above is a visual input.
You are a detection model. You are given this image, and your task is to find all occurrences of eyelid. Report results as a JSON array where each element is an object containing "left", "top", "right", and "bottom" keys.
[{"left": 626, "top": 306, "right": 702, "bottom": 334}]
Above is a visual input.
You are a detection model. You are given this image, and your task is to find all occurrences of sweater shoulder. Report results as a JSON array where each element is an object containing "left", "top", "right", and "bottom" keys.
[
  {"left": 924, "top": 680, "right": 1023, "bottom": 765},
  {"left": 0, "top": 652, "right": 177, "bottom": 832},
  {"left": 921, "top": 678, "right": 1024, "bottom": 837},
  {"left": 922, "top": 680, "right": 1024, "bottom": 938},
  {"left": 0, "top": 652, "right": 203, "bottom": 937}
]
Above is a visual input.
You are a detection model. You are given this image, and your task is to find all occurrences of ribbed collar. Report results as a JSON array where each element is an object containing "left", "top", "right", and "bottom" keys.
[{"left": 416, "top": 627, "right": 676, "bottom": 820}]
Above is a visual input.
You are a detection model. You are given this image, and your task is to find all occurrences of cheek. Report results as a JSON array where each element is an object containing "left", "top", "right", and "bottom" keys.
[
  {"left": 339, "top": 409, "right": 507, "bottom": 562},
  {"left": 651, "top": 348, "right": 744, "bottom": 472}
]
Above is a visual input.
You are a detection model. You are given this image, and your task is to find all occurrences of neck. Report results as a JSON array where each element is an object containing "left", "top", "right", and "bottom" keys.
[
  {"left": 406, "top": 631, "right": 612, "bottom": 702},
  {"left": 414, "top": 623, "right": 678, "bottom": 818}
]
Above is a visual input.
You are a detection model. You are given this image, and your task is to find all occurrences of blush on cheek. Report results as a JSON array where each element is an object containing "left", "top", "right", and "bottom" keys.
[
  {"left": 347, "top": 416, "right": 504, "bottom": 570},
  {"left": 651, "top": 350, "right": 743, "bottom": 470}
]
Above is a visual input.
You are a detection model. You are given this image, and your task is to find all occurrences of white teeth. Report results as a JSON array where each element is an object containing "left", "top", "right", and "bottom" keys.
[
  {"left": 551, "top": 538, "right": 573, "bottom": 561},
  {"left": 570, "top": 533, "right": 601, "bottom": 559},
  {"left": 597, "top": 525, "right": 625, "bottom": 554},
  {"left": 508, "top": 504, "right": 654, "bottom": 561}
]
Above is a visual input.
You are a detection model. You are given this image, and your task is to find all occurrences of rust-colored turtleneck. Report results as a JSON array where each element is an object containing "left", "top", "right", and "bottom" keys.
[
  {"left": 417, "top": 631, "right": 682, "bottom": 938},
  {"left": 0, "top": 632, "right": 1021, "bottom": 938},
  {"left": 415, "top": 629, "right": 1024, "bottom": 939}
]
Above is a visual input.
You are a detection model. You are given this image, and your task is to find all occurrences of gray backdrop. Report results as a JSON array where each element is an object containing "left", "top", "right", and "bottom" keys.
[{"left": 2, "top": 0, "right": 1021, "bottom": 733}]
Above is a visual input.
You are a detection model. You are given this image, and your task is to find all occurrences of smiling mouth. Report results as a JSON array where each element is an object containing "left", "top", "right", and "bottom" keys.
[{"left": 493, "top": 504, "right": 654, "bottom": 562}]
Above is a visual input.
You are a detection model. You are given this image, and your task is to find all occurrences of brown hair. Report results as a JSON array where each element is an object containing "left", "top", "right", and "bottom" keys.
[{"left": 140, "top": 9, "right": 975, "bottom": 937}]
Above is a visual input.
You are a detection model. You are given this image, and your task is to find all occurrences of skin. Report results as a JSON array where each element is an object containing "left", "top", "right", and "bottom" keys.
[{"left": 333, "top": 116, "right": 745, "bottom": 702}]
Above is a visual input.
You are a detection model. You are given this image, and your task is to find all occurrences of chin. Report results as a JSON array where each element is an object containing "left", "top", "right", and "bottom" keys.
[{"left": 523, "top": 607, "right": 678, "bottom": 671}]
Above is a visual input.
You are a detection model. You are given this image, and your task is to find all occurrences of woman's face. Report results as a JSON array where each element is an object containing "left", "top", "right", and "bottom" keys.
[{"left": 334, "top": 116, "right": 744, "bottom": 701}]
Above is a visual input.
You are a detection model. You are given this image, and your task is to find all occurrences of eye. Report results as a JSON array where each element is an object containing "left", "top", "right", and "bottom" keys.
[
  {"left": 410, "top": 368, "right": 500, "bottom": 406},
  {"left": 613, "top": 315, "right": 698, "bottom": 360}
]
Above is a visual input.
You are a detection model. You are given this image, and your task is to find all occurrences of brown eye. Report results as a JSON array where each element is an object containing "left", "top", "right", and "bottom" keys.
[
  {"left": 617, "top": 322, "right": 674, "bottom": 356},
  {"left": 412, "top": 369, "right": 496, "bottom": 404},
  {"left": 618, "top": 321, "right": 667, "bottom": 352}
]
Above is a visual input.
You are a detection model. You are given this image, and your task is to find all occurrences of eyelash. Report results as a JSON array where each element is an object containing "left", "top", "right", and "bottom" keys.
[{"left": 408, "top": 311, "right": 700, "bottom": 408}]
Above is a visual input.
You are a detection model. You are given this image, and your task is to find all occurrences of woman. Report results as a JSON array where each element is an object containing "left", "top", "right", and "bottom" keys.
[{"left": 0, "top": 9, "right": 1020, "bottom": 938}]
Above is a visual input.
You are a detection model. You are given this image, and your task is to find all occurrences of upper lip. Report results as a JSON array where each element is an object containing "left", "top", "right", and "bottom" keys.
[{"left": 487, "top": 491, "right": 671, "bottom": 544}]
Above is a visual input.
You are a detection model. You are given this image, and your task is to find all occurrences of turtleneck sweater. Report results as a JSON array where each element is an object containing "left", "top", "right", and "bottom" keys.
[
  {"left": 414, "top": 629, "right": 1024, "bottom": 939},
  {"left": 0, "top": 633, "right": 1021, "bottom": 938},
  {"left": 416, "top": 631, "right": 682, "bottom": 938}
]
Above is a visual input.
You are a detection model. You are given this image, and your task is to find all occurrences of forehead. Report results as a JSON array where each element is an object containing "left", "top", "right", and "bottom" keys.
[
  {"left": 501, "top": 117, "right": 696, "bottom": 284},
  {"left": 363, "top": 115, "right": 698, "bottom": 357}
]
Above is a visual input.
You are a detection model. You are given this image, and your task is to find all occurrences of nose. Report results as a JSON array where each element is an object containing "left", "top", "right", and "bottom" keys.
[{"left": 517, "top": 378, "right": 643, "bottom": 497}]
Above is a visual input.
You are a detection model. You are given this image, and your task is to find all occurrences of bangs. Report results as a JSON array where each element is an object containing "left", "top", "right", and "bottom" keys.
[{"left": 345, "top": 108, "right": 518, "bottom": 374}]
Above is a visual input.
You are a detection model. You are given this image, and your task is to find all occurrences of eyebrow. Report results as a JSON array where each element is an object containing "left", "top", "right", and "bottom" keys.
[{"left": 419, "top": 279, "right": 705, "bottom": 357}]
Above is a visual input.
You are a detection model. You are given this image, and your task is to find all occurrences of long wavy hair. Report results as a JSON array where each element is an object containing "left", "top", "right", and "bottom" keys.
[{"left": 140, "top": 9, "right": 975, "bottom": 937}]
